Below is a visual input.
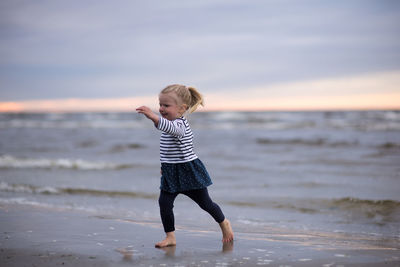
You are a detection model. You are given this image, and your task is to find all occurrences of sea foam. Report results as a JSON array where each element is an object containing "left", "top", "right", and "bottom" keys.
[{"left": 0, "top": 155, "right": 134, "bottom": 170}]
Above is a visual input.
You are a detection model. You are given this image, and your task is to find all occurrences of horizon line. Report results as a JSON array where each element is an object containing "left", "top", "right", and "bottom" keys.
[{"left": 0, "top": 106, "right": 399, "bottom": 114}]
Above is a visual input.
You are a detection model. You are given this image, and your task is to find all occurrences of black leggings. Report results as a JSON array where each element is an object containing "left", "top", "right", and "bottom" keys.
[{"left": 158, "top": 188, "right": 225, "bottom": 233}]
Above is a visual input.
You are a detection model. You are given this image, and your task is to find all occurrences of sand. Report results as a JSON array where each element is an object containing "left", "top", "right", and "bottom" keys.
[{"left": 1, "top": 203, "right": 399, "bottom": 267}]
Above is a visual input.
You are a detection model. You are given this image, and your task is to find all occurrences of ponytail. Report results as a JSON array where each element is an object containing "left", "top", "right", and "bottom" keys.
[{"left": 187, "top": 86, "right": 204, "bottom": 113}]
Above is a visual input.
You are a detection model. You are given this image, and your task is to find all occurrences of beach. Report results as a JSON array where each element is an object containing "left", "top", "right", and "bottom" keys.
[
  {"left": 1, "top": 111, "right": 399, "bottom": 266},
  {"left": 1, "top": 203, "right": 399, "bottom": 267}
]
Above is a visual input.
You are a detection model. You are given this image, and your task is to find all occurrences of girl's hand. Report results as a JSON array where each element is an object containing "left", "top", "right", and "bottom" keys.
[
  {"left": 136, "top": 106, "right": 159, "bottom": 126},
  {"left": 136, "top": 106, "right": 153, "bottom": 118}
]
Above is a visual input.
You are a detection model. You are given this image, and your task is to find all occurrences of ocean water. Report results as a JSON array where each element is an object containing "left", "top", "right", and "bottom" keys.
[{"left": 1, "top": 111, "right": 399, "bottom": 239}]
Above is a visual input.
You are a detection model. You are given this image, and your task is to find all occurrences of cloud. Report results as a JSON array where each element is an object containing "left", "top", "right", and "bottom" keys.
[{"left": 0, "top": 0, "right": 400, "bottom": 103}]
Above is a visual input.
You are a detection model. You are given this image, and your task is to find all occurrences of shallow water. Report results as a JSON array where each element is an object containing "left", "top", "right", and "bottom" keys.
[{"left": 1, "top": 111, "right": 399, "bottom": 238}]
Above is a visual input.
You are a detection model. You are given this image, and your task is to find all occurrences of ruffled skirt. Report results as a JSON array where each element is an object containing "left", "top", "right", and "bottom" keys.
[{"left": 160, "top": 158, "right": 212, "bottom": 193}]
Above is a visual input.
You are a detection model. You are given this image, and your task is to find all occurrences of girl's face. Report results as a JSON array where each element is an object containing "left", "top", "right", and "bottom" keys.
[{"left": 159, "top": 92, "right": 187, "bottom": 121}]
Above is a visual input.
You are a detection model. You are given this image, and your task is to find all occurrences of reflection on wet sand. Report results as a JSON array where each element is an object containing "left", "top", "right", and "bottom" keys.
[
  {"left": 222, "top": 241, "right": 234, "bottom": 253},
  {"left": 159, "top": 245, "right": 176, "bottom": 258},
  {"left": 155, "top": 240, "right": 233, "bottom": 258},
  {"left": 115, "top": 247, "right": 135, "bottom": 261}
]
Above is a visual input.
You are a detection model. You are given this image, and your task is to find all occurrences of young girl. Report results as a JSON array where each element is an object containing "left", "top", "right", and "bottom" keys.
[{"left": 136, "top": 84, "right": 234, "bottom": 248}]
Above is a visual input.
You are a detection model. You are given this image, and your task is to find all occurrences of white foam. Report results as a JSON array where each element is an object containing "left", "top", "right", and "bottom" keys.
[
  {"left": 0, "top": 155, "right": 129, "bottom": 170},
  {"left": 0, "top": 197, "right": 98, "bottom": 213},
  {"left": 0, "top": 119, "right": 144, "bottom": 129},
  {"left": 0, "top": 197, "right": 56, "bottom": 209},
  {"left": 237, "top": 219, "right": 263, "bottom": 226},
  {"left": 0, "top": 182, "right": 59, "bottom": 194}
]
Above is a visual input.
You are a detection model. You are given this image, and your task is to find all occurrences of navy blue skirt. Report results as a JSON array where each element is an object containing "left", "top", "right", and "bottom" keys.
[{"left": 160, "top": 158, "right": 213, "bottom": 193}]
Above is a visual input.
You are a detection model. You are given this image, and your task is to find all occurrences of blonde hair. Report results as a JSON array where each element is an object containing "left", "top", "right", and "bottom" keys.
[{"left": 160, "top": 84, "right": 204, "bottom": 113}]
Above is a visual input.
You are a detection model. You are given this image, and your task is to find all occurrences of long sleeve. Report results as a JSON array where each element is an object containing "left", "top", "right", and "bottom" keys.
[
  {"left": 157, "top": 117, "right": 186, "bottom": 138},
  {"left": 157, "top": 116, "right": 197, "bottom": 163}
]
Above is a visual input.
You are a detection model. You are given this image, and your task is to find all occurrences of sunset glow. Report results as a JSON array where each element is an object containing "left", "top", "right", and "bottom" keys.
[{"left": 1, "top": 71, "right": 399, "bottom": 112}]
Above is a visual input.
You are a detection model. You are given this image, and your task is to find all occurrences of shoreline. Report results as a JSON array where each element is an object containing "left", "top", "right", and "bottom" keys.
[{"left": 1, "top": 203, "right": 399, "bottom": 267}]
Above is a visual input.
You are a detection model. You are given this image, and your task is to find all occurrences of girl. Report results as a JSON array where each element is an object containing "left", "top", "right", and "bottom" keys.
[{"left": 136, "top": 84, "right": 234, "bottom": 248}]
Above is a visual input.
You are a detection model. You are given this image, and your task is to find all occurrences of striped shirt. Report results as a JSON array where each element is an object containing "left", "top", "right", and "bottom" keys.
[{"left": 157, "top": 116, "right": 198, "bottom": 163}]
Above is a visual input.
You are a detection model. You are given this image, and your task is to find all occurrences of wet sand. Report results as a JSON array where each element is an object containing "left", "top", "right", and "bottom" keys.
[{"left": 1, "top": 203, "right": 399, "bottom": 267}]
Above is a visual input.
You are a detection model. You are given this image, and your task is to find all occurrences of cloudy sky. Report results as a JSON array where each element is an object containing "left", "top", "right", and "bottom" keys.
[{"left": 0, "top": 0, "right": 399, "bottom": 111}]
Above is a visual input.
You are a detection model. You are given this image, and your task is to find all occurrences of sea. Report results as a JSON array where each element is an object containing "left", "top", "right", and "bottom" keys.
[{"left": 1, "top": 110, "right": 399, "bottom": 240}]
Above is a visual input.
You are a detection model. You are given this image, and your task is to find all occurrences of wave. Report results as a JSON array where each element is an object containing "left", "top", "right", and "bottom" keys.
[
  {"left": 227, "top": 197, "right": 400, "bottom": 224},
  {"left": 377, "top": 142, "right": 400, "bottom": 150},
  {"left": 0, "top": 182, "right": 59, "bottom": 194},
  {"left": 0, "top": 155, "right": 135, "bottom": 170},
  {"left": 228, "top": 197, "right": 400, "bottom": 210},
  {"left": 0, "top": 113, "right": 145, "bottom": 129},
  {"left": 332, "top": 197, "right": 400, "bottom": 214},
  {"left": 108, "top": 143, "right": 145, "bottom": 153},
  {"left": 293, "top": 182, "right": 337, "bottom": 188},
  {"left": 367, "top": 142, "right": 400, "bottom": 157},
  {"left": 227, "top": 200, "right": 319, "bottom": 214},
  {"left": 0, "top": 119, "right": 146, "bottom": 129},
  {"left": 0, "top": 197, "right": 100, "bottom": 213},
  {"left": 256, "top": 138, "right": 359, "bottom": 147},
  {"left": 256, "top": 138, "right": 400, "bottom": 150},
  {"left": 0, "top": 182, "right": 158, "bottom": 200},
  {"left": 2, "top": 111, "right": 400, "bottom": 131}
]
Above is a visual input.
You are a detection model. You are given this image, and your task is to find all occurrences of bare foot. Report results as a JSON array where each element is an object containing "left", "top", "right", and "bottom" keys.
[
  {"left": 219, "top": 219, "right": 234, "bottom": 243},
  {"left": 155, "top": 232, "right": 176, "bottom": 248}
]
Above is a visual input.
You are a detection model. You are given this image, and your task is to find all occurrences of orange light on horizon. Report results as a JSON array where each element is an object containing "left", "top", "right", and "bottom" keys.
[
  {"left": 204, "top": 92, "right": 400, "bottom": 112},
  {"left": 1, "top": 71, "right": 399, "bottom": 113},
  {"left": 0, "top": 102, "right": 24, "bottom": 112},
  {"left": 0, "top": 93, "right": 399, "bottom": 113},
  {"left": 0, "top": 97, "right": 156, "bottom": 113}
]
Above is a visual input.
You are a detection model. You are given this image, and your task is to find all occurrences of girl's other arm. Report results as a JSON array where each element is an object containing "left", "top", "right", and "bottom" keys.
[{"left": 136, "top": 106, "right": 159, "bottom": 127}]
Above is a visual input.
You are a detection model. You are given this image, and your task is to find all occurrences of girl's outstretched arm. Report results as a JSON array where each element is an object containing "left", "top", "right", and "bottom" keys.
[{"left": 136, "top": 106, "right": 159, "bottom": 127}]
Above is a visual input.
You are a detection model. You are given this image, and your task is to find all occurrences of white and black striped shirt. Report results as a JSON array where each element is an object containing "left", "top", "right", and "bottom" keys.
[{"left": 157, "top": 116, "right": 198, "bottom": 163}]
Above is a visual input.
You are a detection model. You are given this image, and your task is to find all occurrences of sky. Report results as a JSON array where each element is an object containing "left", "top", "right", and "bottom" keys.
[{"left": 0, "top": 0, "right": 399, "bottom": 112}]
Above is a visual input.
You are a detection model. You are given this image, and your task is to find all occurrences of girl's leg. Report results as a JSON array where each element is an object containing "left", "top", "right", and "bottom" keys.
[
  {"left": 183, "top": 188, "right": 224, "bottom": 223},
  {"left": 157, "top": 190, "right": 178, "bottom": 247},
  {"left": 183, "top": 188, "right": 234, "bottom": 243}
]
